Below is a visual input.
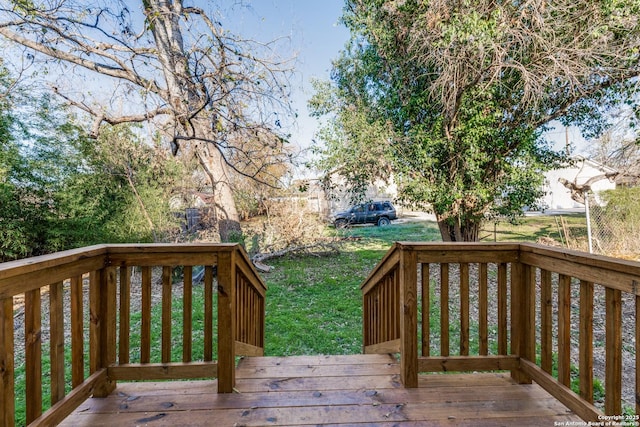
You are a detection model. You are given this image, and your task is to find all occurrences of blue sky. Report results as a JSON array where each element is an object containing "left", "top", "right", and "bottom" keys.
[{"left": 222, "top": 0, "right": 351, "bottom": 155}]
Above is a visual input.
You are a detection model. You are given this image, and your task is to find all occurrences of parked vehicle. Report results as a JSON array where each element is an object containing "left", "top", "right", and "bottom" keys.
[{"left": 333, "top": 201, "right": 397, "bottom": 228}]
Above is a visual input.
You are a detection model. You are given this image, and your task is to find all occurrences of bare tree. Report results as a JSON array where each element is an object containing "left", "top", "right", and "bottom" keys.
[
  {"left": 589, "top": 109, "right": 640, "bottom": 178},
  {"left": 0, "top": 0, "right": 295, "bottom": 240}
]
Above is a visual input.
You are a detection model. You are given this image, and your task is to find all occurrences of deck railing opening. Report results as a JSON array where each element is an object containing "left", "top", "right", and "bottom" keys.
[
  {"left": 0, "top": 244, "right": 266, "bottom": 427},
  {"left": 362, "top": 242, "right": 640, "bottom": 423}
]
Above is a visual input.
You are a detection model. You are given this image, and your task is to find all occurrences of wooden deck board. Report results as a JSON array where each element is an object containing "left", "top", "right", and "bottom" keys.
[{"left": 60, "top": 354, "right": 582, "bottom": 426}]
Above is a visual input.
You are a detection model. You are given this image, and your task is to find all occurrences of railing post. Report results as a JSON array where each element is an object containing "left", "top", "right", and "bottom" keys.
[
  {"left": 0, "top": 297, "right": 15, "bottom": 427},
  {"left": 218, "top": 248, "right": 237, "bottom": 393},
  {"left": 399, "top": 246, "right": 418, "bottom": 388},
  {"left": 511, "top": 260, "right": 533, "bottom": 384},
  {"left": 94, "top": 266, "right": 117, "bottom": 397}
]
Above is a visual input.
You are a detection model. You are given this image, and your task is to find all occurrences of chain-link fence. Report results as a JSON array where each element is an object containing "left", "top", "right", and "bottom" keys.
[{"left": 587, "top": 191, "right": 640, "bottom": 260}]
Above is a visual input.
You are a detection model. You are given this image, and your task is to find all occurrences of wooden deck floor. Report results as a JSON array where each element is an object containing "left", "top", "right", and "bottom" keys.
[{"left": 60, "top": 354, "right": 582, "bottom": 426}]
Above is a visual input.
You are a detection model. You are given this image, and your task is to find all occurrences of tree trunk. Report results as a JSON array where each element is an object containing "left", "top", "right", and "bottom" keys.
[
  {"left": 144, "top": 4, "right": 242, "bottom": 243},
  {"left": 193, "top": 125, "right": 242, "bottom": 242},
  {"left": 436, "top": 214, "right": 481, "bottom": 242}
]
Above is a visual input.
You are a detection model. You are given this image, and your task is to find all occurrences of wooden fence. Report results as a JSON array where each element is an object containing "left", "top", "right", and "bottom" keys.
[
  {"left": 362, "top": 242, "right": 640, "bottom": 421},
  {"left": 0, "top": 244, "right": 266, "bottom": 426}
]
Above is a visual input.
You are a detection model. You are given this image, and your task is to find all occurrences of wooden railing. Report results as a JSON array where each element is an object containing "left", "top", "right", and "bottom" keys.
[
  {"left": 0, "top": 244, "right": 266, "bottom": 427},
  {"left": 362, "top": 242, "right": 640, "bottom": 422}
]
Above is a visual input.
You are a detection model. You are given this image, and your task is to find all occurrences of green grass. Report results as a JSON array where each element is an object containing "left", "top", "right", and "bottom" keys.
[
  {"left": 481, "top": 213, "right": 588, "bottom": 246},
  {"left": 264, "top": 221, "right": 442, "bottom": 356}
]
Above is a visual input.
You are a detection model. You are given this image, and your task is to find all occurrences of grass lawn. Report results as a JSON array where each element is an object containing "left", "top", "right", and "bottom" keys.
[
  {"left": 263, "top": 221, "right": 442, "bottom": 356},
  {"left": 262, "top": 214, "right": 587, "bottom": 356},
  {"left": 481, "top": 213, "right": 588, "bottom": 248}
]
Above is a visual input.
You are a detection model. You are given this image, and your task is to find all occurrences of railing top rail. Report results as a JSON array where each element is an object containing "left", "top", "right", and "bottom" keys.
[
  {"left": 394, "top": 241, "right": 522, "bottom": 251},
  {"left": 0, "top": 245, "right": 109, "bottom": 298},
  {"left": 231, "top": 244, "right": 268, "bottom": 294},
  {"left": 361, "top": 242, "right": 640, "bottom": 296},
  {"left": 360, "top": 242, "right": 402, "bottom": 292},
  {"left": 519, "top": 243, "right": 640, "bottom": 295},
  {"left": 104, "top": 243, "right": 241, "bottom": 253},
  {"left": 0, "top": 243, "right": 267, "bottom": 299},
  {"left": 519, "top": 242, "right": 640, "bottom": 274},
  {"left": 0, "top": 244, "right": 108, "bottom": 278},
  {"left": 396, "top": 242, "right": 521, "bottom": 264}
]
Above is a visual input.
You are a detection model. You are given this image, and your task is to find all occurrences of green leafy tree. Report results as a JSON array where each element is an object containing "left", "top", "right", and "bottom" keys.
[
  {"left": 0, "top": 64, "right": 51, "bottom": 260},
  {"left": 311, "top": 0, "right": 640, "bottom": 241},
  {"left": 52, "top": 123, "right": 185, "bottom": 245},
  {"left": 1, "top": 72, "right": 185, "bottom": 260}
]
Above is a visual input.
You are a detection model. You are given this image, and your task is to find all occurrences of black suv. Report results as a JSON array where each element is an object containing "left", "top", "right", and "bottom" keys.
[{"left": 333, "top": 201, "right": 397, "bottom": 228}]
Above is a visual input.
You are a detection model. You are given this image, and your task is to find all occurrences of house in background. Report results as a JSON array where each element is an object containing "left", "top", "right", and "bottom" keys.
[
  {"left": 540, "top": 156, "right": 618, "bottom": 210},
  {"left": 320, "top": 177, "right": 398, "bottom": 218}
]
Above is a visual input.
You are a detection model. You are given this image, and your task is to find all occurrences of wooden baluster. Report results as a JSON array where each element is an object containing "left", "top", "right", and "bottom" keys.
[
  {"left": 89, "top": 270, "right": 100, "bottom": 374},
  {"left": 440, "top": 263, "right": 450, "bottom": 357},
  {"left": 70, "top": 275, "right": 84, "bottom": 387},
  {"left": 383, "top": 275, "right": 388, "bottom": 342},
  {"left": 579, "top": 280, "right": 594, "bottom": 403},
  {"left": 161, "top": 266, "right": 173, "bottom": 363},
  {"left": 478, "top": 263, "right": 488, "bottom": 356},
  {"left": 25, "top": 289, "right": 42, "bottom": 423},
  {"left": 242, "top": 278, "right": 248, "bottom": 344},
  {"left": 605, "top": 288, "right": 622, "bottom": 415},
  {"left": 235, "top": 277, "right": 241, "bottom": 344},
  {"left": 0, "top": 297, "right": 15, "bottom": 427},
  {"left": 391, "top": 272, "right": 397, "bottom": 340},
  {"left": 375, "top": 284, "right": 380, "bottom": 345},
  {"left": 393, "top": 266, "right": 400, "bottom": 338},
  {"left": 363, "top": 292, "right": 370, "bottom": 348},
  {"left": 390, "top": 275, "right": 396, "bottom": 342},
  {"left": 244, "top": 279, "right": 250, "bottom": 345},
  {"left": 511, "top": 262, "right": 533, "bottom": 384},
  {"left": 249, "top": 283, "right": 255, "bottom": 346},
  {"left": 204, "top": 265, "right": 214, "bottom": 362},
  {"left": 421, "top": 263, "right": 430, "bottom": 357},
  {"left": 50, "top": 281, "right": 65, "bottom": 405},
  {"left": 558, "top": 274, "right": 571, "bottom": 387},
  {"left": 510, "top": 262, "right": 520, "bottom": 361},
  {"left": 525, "top": 266, "right": 536, "bottom": 364},
  {"left": 460, "top": 263, "right": 470, "bottom": 356},
  {"left": 248, "top": 276, "right": 255, "bottom": 344},
  {"left": 141, "top": 266, "right": 152, "bottom": 364},
  {"left": 540, "top": 269, "right": 553, "bottom": 374},
  {"left": 119, "top": 266, "right": 131, "bottom": 365},
  {"left": 259, "top": 291, "right": 265, "bottom": 349},
  {"left": 497, "top": 263, "right": 507, "bottom": 355},
  {"left": 371, "top": 290, "right": 377, "bottom": 346},
  {"left": 183, "top": 266, "right": 193, "bottom": 363}
]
